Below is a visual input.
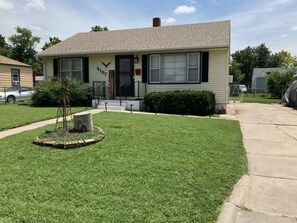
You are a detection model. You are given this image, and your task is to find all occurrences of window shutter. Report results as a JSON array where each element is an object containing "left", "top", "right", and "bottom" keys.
[
  {"left": 201, "top": 52, "right": 209, "bottom": 82},
  {"left": 83, "top": 57, "right": 89, "bottom": 83},
  {"left": 142, "top": 55, "right": 148, "bottom": 83},
  {"left": 53, "top": 59, "right": 58, "bottom": 77}
]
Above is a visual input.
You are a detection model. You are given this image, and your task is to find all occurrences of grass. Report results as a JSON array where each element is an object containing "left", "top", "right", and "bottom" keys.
[
  {"left": 229, "top": 93, "right": 281, "bottom": 104},
  {"left": 0, "top": 104, "right": 90, "bottom": 131},
  {"left": 0, "top": 112, "right": 247, "bottom": 222}
]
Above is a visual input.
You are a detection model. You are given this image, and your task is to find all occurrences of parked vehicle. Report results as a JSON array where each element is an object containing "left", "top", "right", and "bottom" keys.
[
  {"left": 230, "top": 84, "right": 247, "bottom": 96},
  {"left": 239, "top": 85, "right": 247, "bottom": 94},
  {"left": 0, "top": 86, "right": 34, "bottom": 103}
]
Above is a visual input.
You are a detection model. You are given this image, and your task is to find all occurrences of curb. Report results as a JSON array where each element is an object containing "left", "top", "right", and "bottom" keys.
[{"left": 217, "top": 175, "right": 251, "bottom": 223}]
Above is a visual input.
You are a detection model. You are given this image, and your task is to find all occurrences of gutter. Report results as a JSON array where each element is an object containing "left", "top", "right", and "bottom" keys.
[{"left": 37, "top": 45, "right": 229, "bottom": 58}]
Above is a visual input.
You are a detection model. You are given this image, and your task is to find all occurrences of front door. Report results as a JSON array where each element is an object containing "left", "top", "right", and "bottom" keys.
[{"left": 115, "top": 55, "right": 134, "bottom": 97}]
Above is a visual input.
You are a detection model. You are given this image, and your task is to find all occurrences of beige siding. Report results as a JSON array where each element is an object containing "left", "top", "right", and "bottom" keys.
[
  {"left": 44, "top": 57, "right": 54, "bottom": 79},
  {"left": 89, "top": 55, "right": 114, "bottom": 86},
  {"left": 146, "top": 50, "right": 228, "bottom": 108},
  {"left": 0, "top": 64, "right": 33, "bottom": 88},
  {"left": 42, "top": 49, "right": 229, "bottom": 108},
  {"left": 44, "top": 55, "right": 115, "bottom": 86}
]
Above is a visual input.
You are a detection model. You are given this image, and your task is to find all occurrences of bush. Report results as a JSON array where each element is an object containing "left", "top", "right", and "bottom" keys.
[
  {"left": 266, "top": 70, "right": 295, "bottom": 98},
  {"left": 144, "top": 90, "right": 216, "bottom": 116},
  {"left": 32, "top": 79, "right": 92, "bottom": 107}
]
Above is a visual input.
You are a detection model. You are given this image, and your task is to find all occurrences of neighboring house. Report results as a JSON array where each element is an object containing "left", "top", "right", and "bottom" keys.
[
  {"left": 0, "top": 55, "right": 33, "bottom": 90},
  {"left": 251, "top": 68, "right": 287, "bottom": 93},
  {"left": 37, "top": 18, "right": 230, "bottom": 109}
]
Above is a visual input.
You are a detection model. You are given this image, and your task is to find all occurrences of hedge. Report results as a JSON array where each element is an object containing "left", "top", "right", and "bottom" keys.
[
  {"left": 266, "top": 70, "right": 295, "bottom": 98},
  {"left": 144, "top": 90, "right": 216, "bottom": 116},
  {"left": 32, "top": 79, "right": 92, "bottom": 107}
]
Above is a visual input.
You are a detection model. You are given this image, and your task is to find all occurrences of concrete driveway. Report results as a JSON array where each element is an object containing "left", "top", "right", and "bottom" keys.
[{"left": 218, "top": 103, "right": 297, "bottom": 223}]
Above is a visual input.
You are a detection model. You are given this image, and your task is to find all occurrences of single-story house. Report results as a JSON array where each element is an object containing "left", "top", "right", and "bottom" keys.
[
  {"left": 251, "top": 67, "right": 288, "bottom": 93},
  {"left": 0, "top": 55, "right": 33, "bottom": 90},
  {"left": 37, "top": 18, "right": 230, "bottom": 110}
]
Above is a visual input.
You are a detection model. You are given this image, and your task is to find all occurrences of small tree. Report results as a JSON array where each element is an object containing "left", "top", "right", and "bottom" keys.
[
  {"left": 8, "top": 26, "right": 41, "bottom": 72},
  {"left": 266, "top": 70, "right": 295, "bottom": 98},
  {"left": 90, "top": 25, "right": 108, "bottom": 32},
  {"left": 42, "top": 37, "right": 61, "bottom": 50},
  {"left": 0, "top": 34, "right": 11, "bottom": 56}
]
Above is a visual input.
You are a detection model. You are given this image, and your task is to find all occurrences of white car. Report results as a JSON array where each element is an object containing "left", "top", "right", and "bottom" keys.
[
  {"left": 239, "top": 85, "right": 247, "bottom": 94},
  {"left": 0, "top": 86, "right": 34, "bottom": 103}
]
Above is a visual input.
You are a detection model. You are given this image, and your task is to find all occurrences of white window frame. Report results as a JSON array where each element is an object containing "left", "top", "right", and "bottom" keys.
[
  {"left": 59, "top": 58, "right": 83, "bottom": 81},
  {"left": 11, "top": 69, "right": 20, "bottom": 86},
  {"left": 149, "top": 52, "right": 201, "bottom": 84},
  {"left": 187, "top": 53, "right": 200, "bottom": 83},
  {"left": 149, "top": 54, "right": 161, "bottom": 83}
]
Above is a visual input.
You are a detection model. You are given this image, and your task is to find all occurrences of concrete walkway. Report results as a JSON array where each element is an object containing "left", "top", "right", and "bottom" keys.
[
  {"left": 0, "top": 109, "right": 103, "bottom": 139},
  {"left": 218, "top": 103, "right": 297, "bottom": 223}
]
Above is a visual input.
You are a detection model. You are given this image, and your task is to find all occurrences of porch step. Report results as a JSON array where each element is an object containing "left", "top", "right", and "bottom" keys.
[
  {"left": 97, "top": 100, "right": 126, "bottom": 111},
  {"left": 92, "top": 99, "right": 144, "bottom": 111}
]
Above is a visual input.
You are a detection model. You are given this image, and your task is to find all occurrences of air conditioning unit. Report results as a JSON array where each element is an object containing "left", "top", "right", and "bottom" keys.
[{"left": 12, "top": 81, "right": 19, "bottom": 86}]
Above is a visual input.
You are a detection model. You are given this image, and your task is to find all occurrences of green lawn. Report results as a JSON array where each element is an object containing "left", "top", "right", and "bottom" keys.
[
  {"left": 229, "top": 93, "right": 281, "bottom": 104},
  {"left": 0, "top": 104, "right": 90, "bottom": 131},
  {"left": 0, "top": 112, "right": 247, "bottom": 222}
]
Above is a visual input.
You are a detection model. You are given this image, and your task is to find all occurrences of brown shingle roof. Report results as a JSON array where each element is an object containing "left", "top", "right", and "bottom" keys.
[
  {"left": 38, "top": 20, "right": 230, "bottom": 57},
  {"left": 0, "top": 55, "right": 32, "bottom": 67}
]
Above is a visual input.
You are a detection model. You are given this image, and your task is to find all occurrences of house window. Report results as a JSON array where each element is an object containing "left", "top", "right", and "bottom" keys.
[
  {"left": 149, "top": 52, "right": 200, "bottom": 83},
  {"left": 11, "top": 69, "right": 20, "bottom": 86},
  {"left": 59, "top": 58, "right": 83, "bottom": 81},
  {"left": 149, "top": 55, "right": 161, "bottom": 83}
]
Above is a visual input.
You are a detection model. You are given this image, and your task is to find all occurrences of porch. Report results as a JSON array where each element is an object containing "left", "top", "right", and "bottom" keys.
[{"left": 91, "top": 80, "right": 146, "bottom": 111}]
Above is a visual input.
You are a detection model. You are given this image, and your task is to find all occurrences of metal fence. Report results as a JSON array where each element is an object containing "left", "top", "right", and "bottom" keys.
[
  {"left": 0, "top": 87, "right": 9, "bottom": 103},
  {"left": 91, "top": 80, "right": 147, "bottom": 100}
]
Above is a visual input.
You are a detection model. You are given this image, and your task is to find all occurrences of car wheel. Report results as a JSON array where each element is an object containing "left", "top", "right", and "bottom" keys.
[{"left": 7, "top": 95, "right": 15, "bottom": 103}]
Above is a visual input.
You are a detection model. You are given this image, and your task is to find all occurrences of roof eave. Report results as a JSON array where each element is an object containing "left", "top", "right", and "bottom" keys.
[
  {"left": 37, "top": 45, "right": 229, "bottom": 58},
  {"left": 0, "top": 63, "right": 32, "bottom": 67}
]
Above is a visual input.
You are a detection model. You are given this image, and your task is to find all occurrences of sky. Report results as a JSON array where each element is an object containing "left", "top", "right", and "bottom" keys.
[{"left": 0, "top": 0, "right": 296, "bottom": 56}]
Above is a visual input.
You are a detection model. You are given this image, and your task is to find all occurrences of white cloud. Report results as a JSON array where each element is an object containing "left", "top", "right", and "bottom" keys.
[
  {"left": 25, "top": 0, "right": 45, "bottom": 11},
  {"left": 174, "top": 5, "right": 196, "bottom": 14},
  {"left": 162, "top": 17, "right": 176, "bottom": 24},
  {"left": 281, "top": 34, "right": 289, "bottom": 38},
  {"left": 0, "top": 0, "right": 14, "bottom": 10},
  {"left": 271, "top": 0, "right": 296, "bottom": 5},
  {"left": 290, "top": 25, "right": 297, "bottom": 30},
  {"left": 28, "top": 24, "right": 42, "bottom": 32}
]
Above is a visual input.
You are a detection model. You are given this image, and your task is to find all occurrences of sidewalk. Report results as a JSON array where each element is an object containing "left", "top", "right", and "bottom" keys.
[
  {"left": 0, "top": 109, "right": 103, "bottom": 139},
  {"left": 218, "top": 103, "right": 297, "bottom": 223}
]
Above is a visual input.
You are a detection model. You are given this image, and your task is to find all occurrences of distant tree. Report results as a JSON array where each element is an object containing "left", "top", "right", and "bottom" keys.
[
  {"left": 254, "top": 43, "right": 271, "bottom": 68},
  {"left": 0, "top": 34, "right": 11, "bottom": 56},
  {"left": 90, "top": 25, "right": 108, "bottom": 32},
  {"left": 230, "top": 43, "right": 296, "bottom": 87},
  {"left": 268, "top": 53, "right": 282, "bottom": 67},
  {"left": 8, "top": 26, "right": 41, "bottom": 72},
  {"left": 42, "top": 37, "right": 61, "bottom": 50},
  {"left": 276, "top": 50, "right": 297, "bottom": 68},
  {"left": 229, "top": 60, "right": 244, "bottom": 83},
  {"left": 231, "top": 46, "right": 256, "bottom": 86}
]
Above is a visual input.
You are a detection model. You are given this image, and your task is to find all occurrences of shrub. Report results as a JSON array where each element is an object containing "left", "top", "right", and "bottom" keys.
[
  {"left": 266, "top": 70, "right": 295, "bottom": 98},
  {"left": 32, "top": 79, "right": 92, "bottom": 107},
  {"left": 144, "top": 90, "right": 216, "bottom": 116}
]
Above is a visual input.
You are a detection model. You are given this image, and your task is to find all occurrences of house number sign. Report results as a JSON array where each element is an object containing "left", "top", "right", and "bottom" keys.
[{"left": 97, "top": 61, "right": 111, "bottom": 76}]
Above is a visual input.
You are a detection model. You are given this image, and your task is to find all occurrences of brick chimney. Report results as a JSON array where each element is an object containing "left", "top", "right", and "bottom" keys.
[{"left": 153, "top": 17, "right": 161, "bottom": 27}]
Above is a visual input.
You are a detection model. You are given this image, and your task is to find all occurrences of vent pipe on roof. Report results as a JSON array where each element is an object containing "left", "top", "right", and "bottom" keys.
[{"left": 153, "top": 17, "right": 161, "bottom": 27}]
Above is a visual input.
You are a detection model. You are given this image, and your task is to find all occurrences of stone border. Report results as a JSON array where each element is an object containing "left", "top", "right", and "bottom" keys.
[{"left": 33, "top": 126, "right": 105, "bottom": 149}]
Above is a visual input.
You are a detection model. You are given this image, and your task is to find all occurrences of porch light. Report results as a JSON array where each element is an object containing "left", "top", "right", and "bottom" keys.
[{"left": 134, "top": 55, "right": 139, "bottom": 64}]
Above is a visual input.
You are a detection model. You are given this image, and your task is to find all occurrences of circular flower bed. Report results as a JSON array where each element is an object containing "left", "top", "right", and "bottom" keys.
[{"left": 34, "top": 126, "right": 105, "bottom": 149}]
